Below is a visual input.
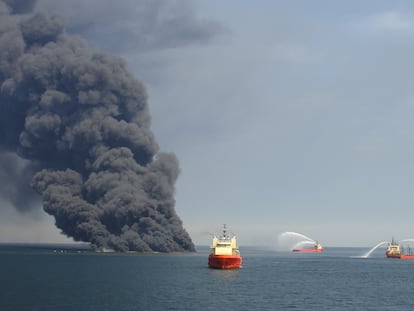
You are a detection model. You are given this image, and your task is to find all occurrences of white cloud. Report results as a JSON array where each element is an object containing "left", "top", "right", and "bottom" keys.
[{"left": 360, "top": 11, "right": 414, "bottom": 32}]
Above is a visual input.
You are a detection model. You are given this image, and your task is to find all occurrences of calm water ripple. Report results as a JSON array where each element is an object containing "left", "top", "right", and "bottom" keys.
[{"left": 1, "top": 245, "right": 414, "bottom": 311}]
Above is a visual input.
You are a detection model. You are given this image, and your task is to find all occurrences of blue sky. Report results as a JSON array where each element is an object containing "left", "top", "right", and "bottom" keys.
[{"left": 2, "top": 0, "right": 414, "bottom": 247}]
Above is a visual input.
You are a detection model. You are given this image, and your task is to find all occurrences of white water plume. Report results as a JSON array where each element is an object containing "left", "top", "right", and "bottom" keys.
[
  {"left": 280, "top": 232, "right": 314, "bottom": 241},
  {"left": 358, "top": 241, "right": 388, "bottom": 258},
  {"left": 277, "top": 231, "right": 316, "bottom": 251},
  {"left": 292, "top": 241, "right": 315, "bottom": 250}
]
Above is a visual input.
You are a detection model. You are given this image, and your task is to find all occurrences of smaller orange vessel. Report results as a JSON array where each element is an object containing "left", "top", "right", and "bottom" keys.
[
  {"left": 208, "top": 225, "right": 242, "bottom": 269},
  {"left": 292, "top": 241, "right": 324, "bottom": 253},
  {"left": 386, "top": 239, "right": 414, "bottom": 259}
]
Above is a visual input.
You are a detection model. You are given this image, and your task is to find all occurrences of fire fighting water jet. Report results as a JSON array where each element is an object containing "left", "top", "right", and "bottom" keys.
[
  {"left": 361, "top": 241, "right": 388, "bottom": 258},
  {"left": 277, "top": 231, "right": 317, "bottom": 251}
]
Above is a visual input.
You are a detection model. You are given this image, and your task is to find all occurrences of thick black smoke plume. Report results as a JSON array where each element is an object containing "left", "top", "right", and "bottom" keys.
[{"left": 0, "top": 0, "right": 195, "bottom": 252}]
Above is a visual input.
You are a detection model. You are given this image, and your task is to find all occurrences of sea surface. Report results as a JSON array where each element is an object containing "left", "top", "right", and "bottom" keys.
[{"left": 1, "top": 244, "right": 413, "bottom": 311}]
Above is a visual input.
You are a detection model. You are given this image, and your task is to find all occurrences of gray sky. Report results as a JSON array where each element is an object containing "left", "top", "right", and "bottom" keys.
[{"left": 2, "top": 0, "right": 414, "bottom": 248}]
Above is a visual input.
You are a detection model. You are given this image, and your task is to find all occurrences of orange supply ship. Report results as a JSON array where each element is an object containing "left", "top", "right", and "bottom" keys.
[
  {"left": 386, "top": 239, "right": 414, "bottom": 259},
  {"left": 292, "top": 242, "right": 324, "bottom": 253},
  {"left": 208, "top": 225, "right": 242, "bottom": 269}
]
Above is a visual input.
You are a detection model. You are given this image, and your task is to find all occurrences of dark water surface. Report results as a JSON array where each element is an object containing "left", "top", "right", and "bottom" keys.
[{"left": 1, "top": 245, "right": 413, "bottom": 310}]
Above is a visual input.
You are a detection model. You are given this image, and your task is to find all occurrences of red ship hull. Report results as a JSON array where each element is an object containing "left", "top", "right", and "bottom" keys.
[
  {"left": 208, "top": 254, "right": 242, "bottom": 269},
  {"left": 293, "top": 247, "right": 324, "bottom": 253},
  {"left": 386, "top": 253, "right": 414, "bottom": 259}
]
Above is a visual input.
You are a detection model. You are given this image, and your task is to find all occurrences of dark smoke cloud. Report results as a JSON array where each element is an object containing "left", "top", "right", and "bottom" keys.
[
  {"left": 0, "top": 0, "right": 194, "bottom": 252},
  {"left": 2, "top": 0, "right": 37, "bottom": 14}
]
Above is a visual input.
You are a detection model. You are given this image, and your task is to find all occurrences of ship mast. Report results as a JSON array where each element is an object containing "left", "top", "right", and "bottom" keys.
[{"left": 222, "top": 224, "right": 228, "bottom": 239}]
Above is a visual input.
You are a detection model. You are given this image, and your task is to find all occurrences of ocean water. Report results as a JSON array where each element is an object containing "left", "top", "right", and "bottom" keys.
[{"left": 1, "top": 245, "right": 414, "bottom": 311}]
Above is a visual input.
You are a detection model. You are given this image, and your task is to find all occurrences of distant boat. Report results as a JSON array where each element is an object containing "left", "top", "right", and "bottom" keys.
[
  {"left": 386, "top": 238, "right": 414, "bottom": 259},
  {"left": 208, "top": 225, "right": 242, "bottom": 269},
  {"left": 386, "top": 238, "right": 401, "bottom": 258},
  {"left": 292, "top": 241, "right": 324, "bottom": 253}
]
